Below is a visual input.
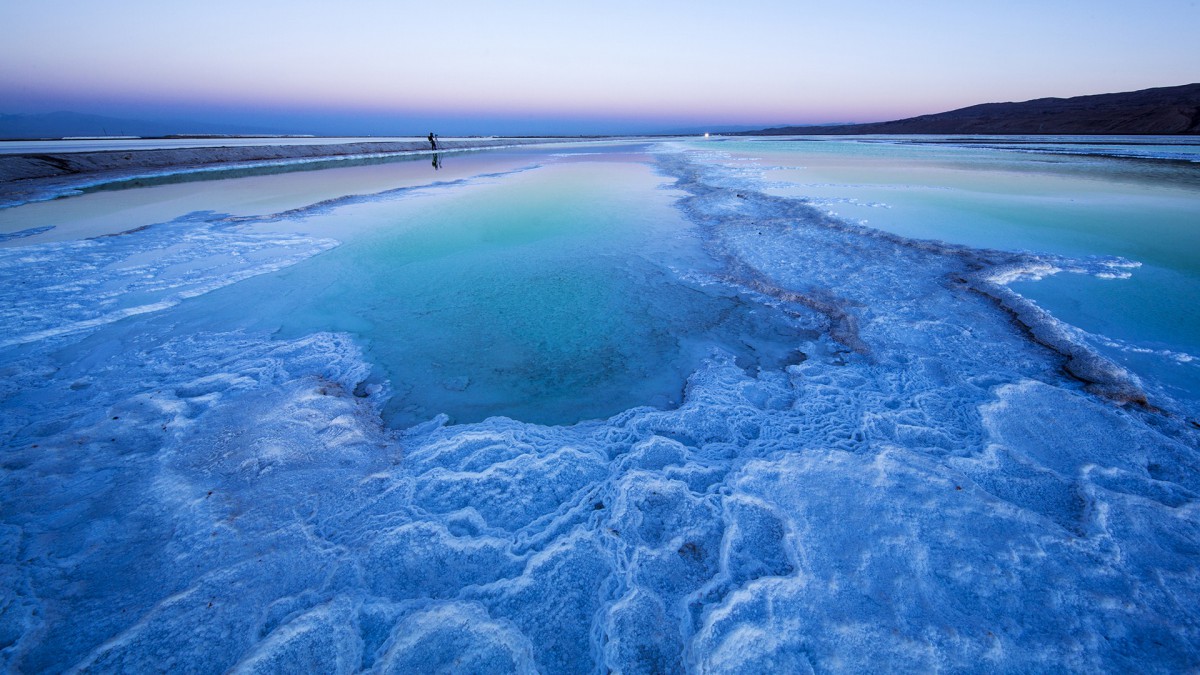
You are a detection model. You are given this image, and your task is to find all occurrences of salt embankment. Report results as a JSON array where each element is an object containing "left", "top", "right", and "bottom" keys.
[{"left": 0, "top": 138, "right": 572, "bottom": 207}]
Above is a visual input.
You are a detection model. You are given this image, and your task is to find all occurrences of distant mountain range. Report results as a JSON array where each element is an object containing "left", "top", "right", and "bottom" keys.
[
  {"left": 0, "top": 111, "right": 281, "bottom": 139},
  {"left": 738, "top": 83, "right": 1200, "bottom": 135}
]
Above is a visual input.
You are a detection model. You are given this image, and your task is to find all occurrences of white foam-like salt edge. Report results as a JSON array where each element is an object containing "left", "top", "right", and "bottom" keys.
[{"left": 2, "top": 142, "right": 1199, "bottom": 672}]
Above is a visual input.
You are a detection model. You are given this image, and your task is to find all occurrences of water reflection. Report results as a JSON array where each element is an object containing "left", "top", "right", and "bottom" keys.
[{"left": 82, "top": 148, "right": 462, "bottom": 194}]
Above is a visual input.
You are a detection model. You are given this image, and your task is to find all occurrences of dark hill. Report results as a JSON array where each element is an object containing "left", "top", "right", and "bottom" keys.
[{"left": 742, "top": 83, "right": 1200, "bottom": 135}]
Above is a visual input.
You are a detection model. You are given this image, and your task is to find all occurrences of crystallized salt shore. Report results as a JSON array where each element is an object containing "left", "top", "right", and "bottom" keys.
[{"left": 1, "top": 141, "right": 1198, "bottom": 673}]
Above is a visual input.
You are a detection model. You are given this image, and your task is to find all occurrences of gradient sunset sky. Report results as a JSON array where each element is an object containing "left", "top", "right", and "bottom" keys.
[{"left": 2, "top": 0, "right": 1198, "bottom": 135}]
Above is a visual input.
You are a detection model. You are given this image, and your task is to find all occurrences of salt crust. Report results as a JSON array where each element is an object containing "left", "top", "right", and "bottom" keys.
[{"left": 1, "top": 144, "right": 1198, "bottom": 673}]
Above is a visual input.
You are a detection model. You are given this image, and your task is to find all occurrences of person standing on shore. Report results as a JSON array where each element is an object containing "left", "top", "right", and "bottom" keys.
[{"left": 428, "top": 132, "right": 437, "bottom": 150}]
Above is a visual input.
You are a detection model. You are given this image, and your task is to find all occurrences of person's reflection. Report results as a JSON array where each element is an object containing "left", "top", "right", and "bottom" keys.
[{"left": 431, "top": 153, "right": 442, "bottom": 170}]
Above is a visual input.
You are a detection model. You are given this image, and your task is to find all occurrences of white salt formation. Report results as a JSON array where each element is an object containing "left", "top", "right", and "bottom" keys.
[{"left": 1, "top": 140, "right": 1198, "bottom": 672}]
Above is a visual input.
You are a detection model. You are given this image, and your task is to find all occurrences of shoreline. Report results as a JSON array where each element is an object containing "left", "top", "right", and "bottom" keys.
[{"left": 0, "top": 137, "right": 587, "bottom": 208}]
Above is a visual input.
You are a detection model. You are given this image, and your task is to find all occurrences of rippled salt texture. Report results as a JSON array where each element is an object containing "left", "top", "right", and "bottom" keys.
[{"left": 2, "top": 141, "right": 1200, "bottom": 673}]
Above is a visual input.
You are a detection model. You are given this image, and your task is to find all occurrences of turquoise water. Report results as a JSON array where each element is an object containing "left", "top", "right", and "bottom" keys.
[
  {"left": 5, "top": 137, "right": 1195, "bottom": 417},
  {"left": 703, "top": 137, "right": 1200, "bottom": 404},
  {"left": 176, "top": 154, "right": 807, "bottom": 426}
]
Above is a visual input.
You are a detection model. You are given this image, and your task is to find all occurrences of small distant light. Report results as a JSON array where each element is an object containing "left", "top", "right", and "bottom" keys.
[{"left": 704, "top": 132, "right": 710, "bottom": 138}]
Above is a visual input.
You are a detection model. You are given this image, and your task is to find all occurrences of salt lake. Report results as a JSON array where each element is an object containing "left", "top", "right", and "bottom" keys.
[{"left": 2, "top": 137, "right": 1198, "bottom": 672}]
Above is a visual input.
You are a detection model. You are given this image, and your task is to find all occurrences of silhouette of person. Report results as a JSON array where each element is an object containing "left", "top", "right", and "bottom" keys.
[
  {"left": 428, "top": 132, "right": 437, "bottom": 150},
  {"left": 431, "top": 153, "right": 441, "bottom": 170}
]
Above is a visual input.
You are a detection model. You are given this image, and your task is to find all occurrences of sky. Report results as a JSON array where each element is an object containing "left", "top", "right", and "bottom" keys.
[{"left": 1, "top": 0, "right": 1198, "bottom": 135}]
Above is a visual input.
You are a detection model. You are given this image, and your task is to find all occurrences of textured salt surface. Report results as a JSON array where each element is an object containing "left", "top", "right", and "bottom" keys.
[
  {"left": 2, "top": 143, "right": 1199, "bottom": 673},
  {"left": 717, "top": 136, "right": 1200, "bottom": 414}
]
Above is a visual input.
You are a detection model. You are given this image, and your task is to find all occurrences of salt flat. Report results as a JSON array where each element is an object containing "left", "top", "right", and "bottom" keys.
[{"left": 1, "top": 138, "right": 1198, "bottom": 673}]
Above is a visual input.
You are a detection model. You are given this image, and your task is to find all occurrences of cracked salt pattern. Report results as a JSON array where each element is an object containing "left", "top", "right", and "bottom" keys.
[{"left": 2, "top": 142, "right": 1199, "bottom": 673}]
